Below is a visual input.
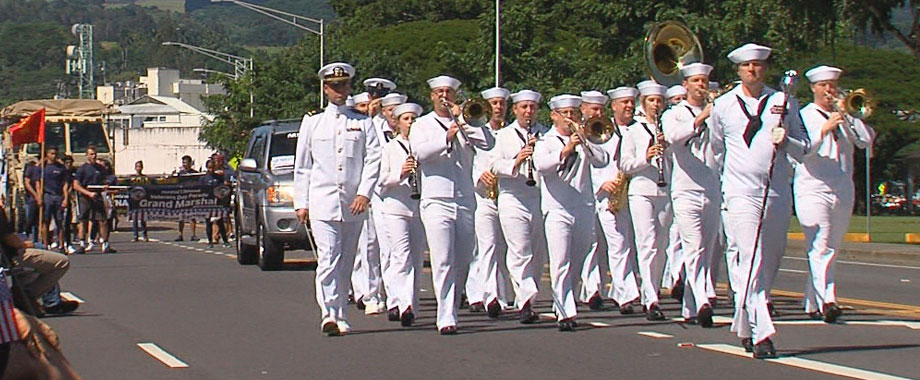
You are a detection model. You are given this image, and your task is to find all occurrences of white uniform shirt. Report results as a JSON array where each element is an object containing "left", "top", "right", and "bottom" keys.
[
  {"left": 620, "top": 119, "right": 670, "bottom": 196},
  {"left": 293, "top": 103, "right": 381, "bottom": 222},
  {"left": 378, "top": 135, "right": 419, "bottom": 217},
  {"left": 590, "top": 122, "right": 628, "bottom": 203},
  {"left": 710, "top": 85, "right": 809, "bottom": 198},
  {"left": 370, "top": 114, "right": 394, "bottom": 202},
  {"left": 661, "top": 100, "right": 720, "bottom": 193},
  {"left": 794, "top": 103, "right": 875, "bottom": 193},
  {"left": 472, "top": 123, "right": 505, "bottom": 198},
  {"left": 409, "top": 111, "right": 494, "bottom": 200},
  {"left": 534, "top": 126, "right": 609, "bottom": 215},
  {"left": 493, "top": 120, "right": 549, "bottom": 196}
]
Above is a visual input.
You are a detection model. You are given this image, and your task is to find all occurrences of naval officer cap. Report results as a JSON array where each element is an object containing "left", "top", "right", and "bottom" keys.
[
  {"left": 510, "top": 90, "right": 542, "bottom": 104},
  {"left": 427, "top": 75, "right": 462, "bottom": 90},
  {"left": 363, "top": 77, "right": 397, "bottom": 90},
  {"left": 393, "top": 103, "right": 424, "bottom": 118},
  {"left": 680, "top": 62, "right": 714, "bottom": 78},
  {"left": 481, "top": 87, "right": 510, "bottom": 100},
  {"left": 580, "top": 90, "right": 609, "bottom": 105},
  {"left": 667, "top": 85, "right": 687, "bottom": 98},
  {"left": 805, "top": 65, "right": 843, "bottom": 83},
  {"left": 549, "top": 94, "right": 582, "bottom": 110},
  {"left": 379, "top": 93, "right": 408, "bottom": 107},
  {"left": 318, "top": 62, "right": 355, "bottom": 83},
  {"left": 727, "top": 43, "right": 772, "bottom": 64},
  {"left": 352, "top": 92, "right": 371, "bottom": 104},
  {"left": 639, "top": 83, "right": 668, "bottom": 97},
  {"left": 607, "top": 87, "right": 639, "bottom": 100}
]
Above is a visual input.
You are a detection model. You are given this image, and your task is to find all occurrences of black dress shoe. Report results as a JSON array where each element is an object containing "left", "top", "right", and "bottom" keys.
[
  {"left": 557, "top": 318, "right": 576, "bottom": 332},
  {"left": 741, "top": 338, "right": 754, "bottom": 353},
  {"left": 670, "top": 280, "right": 685, "bottom": 301},
  {"left": 753, "top": 338, "right": 777, "bottom": 359},
  {"left": 619, "top": 301, "right": 635, "bottom": 315},
  {"left": 519, "top": 302, "right": 539, "bottom": 324},
  {"left": 767, "top": 302, "right": 780, "bottom": 317},
  {"left": 439, "top": 325, "right": 457, "bottom": 335},
  {"left": 698, "top": 304, "right": 714, "bottom": 328},
  {"left": 588, "top": 293, "right": 604, "bottom": 310},
  {"left": 387, "top": 307, "right": 400, "bottom": 322},
  {"left": 487, "top": 299, "right": 502, "bottom": 319},
  {"left": 709, "top": 297, "right": 718, "bottom": 307},
  {"left": 348, "top": 295, "right": 356, "bottom": 304},
  {"left": 823, "top": 303, "right": 842, "bottom": 323},
  {"left": 356, "top": 299, "right": 366, "bottom": 310},
  {"left": 808, "top": 311, "right": 823, "bottom": 320},
  {"left": 44, "top": 300, "right": 79, "bottom": 315},
  {"left": 460, "top": 294, "right": 469, "bottom": 309},
  {"left": 469, "top": 301, "right": 485, "bottom": 313},
  {"left": 401, "top": 308, "right": 415, "bottom": 327},
  {"left": 646, "top": 304, "right": 666, "bottom": 321},
  {"left": 685, "top": 317, "right": 699, "bottom": 325}
]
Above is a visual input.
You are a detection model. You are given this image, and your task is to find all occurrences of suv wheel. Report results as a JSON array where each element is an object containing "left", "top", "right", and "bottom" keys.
[
  {"left": 236, "top": 209, "right": 258, "bottom": 265},
  {"left": 257, "top": 220, "right": 284, "bottom": 271}
]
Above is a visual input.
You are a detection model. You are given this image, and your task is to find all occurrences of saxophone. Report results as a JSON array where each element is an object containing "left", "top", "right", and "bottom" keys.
[
  {"left": 606, "top": 172, "right": 631, "bottom": 214},
  {"left": 486, "top": 174, "right": 499, "bottom": 201}
]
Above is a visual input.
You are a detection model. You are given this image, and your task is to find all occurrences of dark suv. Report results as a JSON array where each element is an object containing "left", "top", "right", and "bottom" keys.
[{"left": 235, "top": 120, "right": 315, "bottom": 270}]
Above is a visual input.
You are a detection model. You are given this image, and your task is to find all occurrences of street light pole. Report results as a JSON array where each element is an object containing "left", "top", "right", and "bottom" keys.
[
  {"left": 495, "top": 0, "right": 501, "bottom": 87},
  {"left": 162, "top": 41, "right": 254, "bottom": 117}
]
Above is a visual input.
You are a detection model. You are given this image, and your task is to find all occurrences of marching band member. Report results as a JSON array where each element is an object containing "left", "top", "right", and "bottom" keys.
[
  {"left": 493, "top": 89, "right": 547, "bottom": 324},
  {"left": 710, "top": 43, "right": 808, "bottom": 357},
  {"left": 661, "top": 62, "right": 721, "bottom": 327},
  {"left": 375, "top": 92, "right": 408, "bottom": 320},
  {"left": 667, "top": 85, "right": 688, "bottom": 105},
  {"left": 620, "top": 82, "right": 672, "bottom": 321},
  {"left": 796, "top": 65, "right": 875, "bottom": 323},
  {"left": 533, "top": 94, "right": 608, "bottom": 331},
  {"left": 593, "top": 87, "right": 641, "bottom": 314},
  {"left": 467, "top": 87, "right": 511, "bottom": 318},
  {"left": 378, "top": 102, "right": 427, "bottom": 327},
  {"left": 294, "top": 62, "right": 381, "bottom": 336},
  {"left": 353, "top": 92, "right": 371, "bottom": 115},
  {"left": 410, "top": 75, "right": 495, "bottom": 335},
  {"left": 578, "top": 90, "right": 611, "bottom": 310}
]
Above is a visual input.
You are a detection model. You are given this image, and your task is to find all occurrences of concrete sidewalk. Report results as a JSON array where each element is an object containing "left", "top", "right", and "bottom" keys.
[{"left": 786, "top": 239, "right": 920, "bottom": 266}]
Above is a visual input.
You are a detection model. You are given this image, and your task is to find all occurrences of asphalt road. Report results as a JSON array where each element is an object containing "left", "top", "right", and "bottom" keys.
[{"left": 43, "top": 225, "right": 920, "bottom": 380}]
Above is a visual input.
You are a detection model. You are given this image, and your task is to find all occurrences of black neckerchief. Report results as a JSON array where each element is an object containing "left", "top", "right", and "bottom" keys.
[
  {"left": 556, "top": 135, "right": 577, "bottom": 175},
  {"left": 435, "top": 117, "right": 474, "bottom": 153},
  {"left": 814, "top": 108, "right": 840, "bottom": 141},
  {"left": 684, "top": 104, "right": 703, "bottom": 146},
  {"left": 383, "top": 130, "right": 394, "bottom": 143},
  {"left": 737, "top": 94, "right": 771, "bottom": 147},
  {"left": 395, "top": 139, "right": 410, "bottom": 155}
]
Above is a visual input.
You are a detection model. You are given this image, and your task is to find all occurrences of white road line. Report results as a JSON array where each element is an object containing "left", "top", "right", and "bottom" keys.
[
  {"left": 712, "top": 316, "right": 733, "bottom": 324},
  {"left": 696, "top": 343, "right": 914, "bottom": 380},
  {"left": 637, "top": 331, "right": 673, "bottom": 339},
  {"left": 779, "top": 268, "right": 809, "bottom": 274},
  {"left": 588, "top": 322, "right": 611, "bottom": 328},
  {"left": 539, "top": 313, "right": 556, "bottom": 321},
  {"left": 137, "top": 343, "right": 189, "bottom": 368},
  {"left": 783, "top": 256, "right": 920, "bottom": 271},
  {"left": 60, "top": 292, "right": 84, "bottom": 304}
]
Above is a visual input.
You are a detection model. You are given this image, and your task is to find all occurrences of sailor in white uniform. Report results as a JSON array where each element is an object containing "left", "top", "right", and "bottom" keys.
[
  {"left": 575, "top": 90, "right": 608, "bottom": 310},
  {"left": 667, "top": 85, "right": 688, "bottom": 105},
  {"left": 294, "top": 62, "right": 381, "bottom": 336},
  {"left": 795, "top": 65, "right": 875, "bottom": 323},
  {"left": 533, "top": 94, "right": 608, "bottom": 331},
  {"left": 492, "top": 90, "right": 547, "bottom": 323},
  {"left": 710, "top": 43, "right": 809, "bottom": 358},
  {"left": 410, "top": 75, "right": 494, "bottom": 334}
]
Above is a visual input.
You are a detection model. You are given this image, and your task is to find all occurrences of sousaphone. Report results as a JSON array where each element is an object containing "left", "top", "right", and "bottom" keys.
[{"left": 645, "top": 21, "right": 704, "bottom": 87}]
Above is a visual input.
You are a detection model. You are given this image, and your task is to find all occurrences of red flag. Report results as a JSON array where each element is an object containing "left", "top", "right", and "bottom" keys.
[{"left": 8, "top": 108, "right": 46, "bottom": 146}]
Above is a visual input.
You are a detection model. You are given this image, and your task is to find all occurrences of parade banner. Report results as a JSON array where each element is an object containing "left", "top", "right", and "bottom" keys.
[{"left": 127, "top": 182, "right": 232, "bottom": 222}]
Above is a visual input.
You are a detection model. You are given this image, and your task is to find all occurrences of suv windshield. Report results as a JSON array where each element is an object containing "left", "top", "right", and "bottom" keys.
[{"left": 268, "top": 131, "right": 298, "bottom": 172}]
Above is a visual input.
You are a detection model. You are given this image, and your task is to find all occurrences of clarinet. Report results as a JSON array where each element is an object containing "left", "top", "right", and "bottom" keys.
[
  {"left": 407, "top": 143, "right": 421, "bottom": 200},
  {"left": 523, "top": 118, "right": 537, "bottom": 186},
  {"left": 653, "top": 109, "right": 668, "bottom": 187}
]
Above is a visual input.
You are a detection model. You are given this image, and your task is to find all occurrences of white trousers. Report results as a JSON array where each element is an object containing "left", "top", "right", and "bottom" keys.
[
  {"left": 722, "top": 202, "right": 741, "bottom": 296},
  {"left": 628, "top": 194, "right": 672, "bottom": 307},
  {"left": 470, "top": 195, "right": 510, "bottom": 306},
  {"left": 726, "top": 194, "right": 788, "bottom": 343},
  {"left": 311, "top": 218, "right": 363, "bottom": 321},
  {"left": 498, "top": 194, "right": 542, "bottom": 309},
  {"left": 672, "top": 190, "right": 720, "bottom": 318},
  {"left": 382, "top": 212, "right": 426, "bottom": 314},
  {"left": 662, "top": 219, "right": 683, "bottom": 289},
  {"left": 420, "top": 198, "right": 475, "bottom": 329},
  {"left": 595, "top": 205, "right": 640, "bottom": 304},
  {"left": 352, "top": 210, "right": 382, "bottom": 304},
  {"left": 372, "top": 204, "right": 396, "bottom": 310},
  {"left": 544, "top": 207, "right": 596, "bottom": 321},
  {"left": 795, "top": 190, "right": 853, "bottom": 313}
]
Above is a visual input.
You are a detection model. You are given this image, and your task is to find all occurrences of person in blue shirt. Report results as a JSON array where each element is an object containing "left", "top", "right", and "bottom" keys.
[
  {"left": 39, "top": 147, "right": 71, "bottom": 251},
  {"left": 71, "top": 146, "right": 115, "bottom": 254},
  {"left": 200, "top": 160, "right": 229, "bottom": 248},
  {"left": 21, "top": 159, "right": 41, "bottom": 242}
]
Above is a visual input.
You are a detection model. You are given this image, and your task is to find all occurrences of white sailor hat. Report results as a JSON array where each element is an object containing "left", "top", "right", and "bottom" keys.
[
  {"left": 363, "top": 77, "right": 397, "bottom": 91},
  {"left": 680, "top": 62, "right": 714, "bottom": 78},
  {"left": 607, "top": 87, "right": 639, "bottom": 100},
  {"left": 667, "top": 85, "right": 688, "bottom": 98},
  {"left": 637, "top": 80, "right": 659, "bottom": 91},
  {"left": 805, "top": 65, "right": 843, "bottom": 83},
  {"left": 318, "top": 62, "right": 355, "bottom": 83},
  {"left": 379, "top": 93, "right": 408, "bottom": 107},
  {"left": 709, "top": 81, "right": 721, "bottom": 90},
  {"left": 639, "top": 83, "right": 668, "bottom": 97},
  {"left": 345, "top": 95, "right": 355, "bottom": 108},
  {"left": 549, "top": 94, "right": 582, "bottom": 110},
  {"left": 353, "top": 92, "right": 371, "bottom": 104},
  {"left": 580, "top": 90, "right": 609, "bottom": 105},
  {"left": 427, "top": 75, "right": 462, "bottom": 90},
  {"left": 393, "top": 103, "right": 423, "bottom": 118},
  {"left": 510, "top": 90, "right": 542, "bottom": 103},
  {"left": 481, "top": 87, "right": 510, "bottom": 100},
  {"left": 727, "top": 43, "right": 772, "bottom": 64}
]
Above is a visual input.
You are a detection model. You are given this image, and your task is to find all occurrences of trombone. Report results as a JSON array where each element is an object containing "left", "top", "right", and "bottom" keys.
[
  {"left": 563, "top": 116, "right": 616, "bottom": 157},
  {"left": 825, "top": 88, "right": 874, "bottom": 136},
  {"left": 440, "top": 91, "right": 492, "bottom": 148}
]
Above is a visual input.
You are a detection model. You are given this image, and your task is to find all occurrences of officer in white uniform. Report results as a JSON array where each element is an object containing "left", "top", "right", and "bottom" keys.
[
  {"left": 533, "top": 94, "right": 608, "bottom": 331},
  {"left": 796, "top": 65, "right": 874, "bottom": 323},
  {"left": 593, "top": 87, "right": 641, "bottom": 314},
  {"left": 667, "top": 85, "right": 688, "bottom": 105},
  {"left": 294, "top": 62, "right": 381, "bottom": 336},
  {"left": 468, "top": 87, "right": 511, "bottom": 318},
  {"left": 578, "top": 90, "right": 611, "bottom": 310},
  {"left": 620, "top": 82, "right": 672, "bottom": 321},
  {"left": 710, "top": 43, "right": 809, "bottom": 358},
  {"left": 378, "top": 102, "right": 427, "bottom": 327},
  {"left": 410, "top": 75, "right": 495, "bottom": 335},
  {"left": 661, "top": 62, "right": 722, "bottom": 327},
  {"left": 492, "top": 90, "right": 547, "bottom": 324}
]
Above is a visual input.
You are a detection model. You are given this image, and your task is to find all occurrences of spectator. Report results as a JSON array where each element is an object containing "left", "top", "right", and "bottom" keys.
[
  {"left": 21, "top": 158, "right": 41, "bottom": 243},
  {"left": 61, "top": 155, "right": 77, "bottom": 249},
  {"left": 71, "top": 146, "right": 116, "bottom": 254},
  {"left": 173, "top": 155, "right": 198, "bottom": 242},
  {"left": 130, "top": 161, "right": 150, "bottom": 242},
  {"left": 200, "top": 160, "right": 229, "bottom": 248}
]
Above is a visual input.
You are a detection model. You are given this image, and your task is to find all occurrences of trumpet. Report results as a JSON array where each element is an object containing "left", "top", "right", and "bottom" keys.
[
  {"left": 606, "top": 172, "right": 631, "bottom": 214},
  {"left": 824, "top": 88, "right": 874, "bottom": 135}
]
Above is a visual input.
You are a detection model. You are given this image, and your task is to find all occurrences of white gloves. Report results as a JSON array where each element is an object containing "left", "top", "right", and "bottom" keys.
[{"left": 771, "top": 127, "right": 787, "bottom": 145}]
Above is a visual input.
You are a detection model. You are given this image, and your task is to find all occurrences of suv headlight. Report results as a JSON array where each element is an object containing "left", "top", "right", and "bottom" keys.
[{"left": 267, "top": 185, "right": 294, "bottom": 204}]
